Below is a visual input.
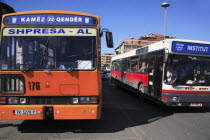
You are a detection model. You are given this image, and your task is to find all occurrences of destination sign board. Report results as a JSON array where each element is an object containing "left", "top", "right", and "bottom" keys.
[
  {"left": 172, "top": 41, "right": 210, "bottom": 55},
  {"left": 3, "top": 28, "right": 96, "bottom": 36},
  {"left": 4, "top": 14, "right": 95, "bottom": 25}
]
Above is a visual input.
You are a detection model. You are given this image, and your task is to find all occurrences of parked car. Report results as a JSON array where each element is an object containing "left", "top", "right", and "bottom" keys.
[
  {"left": 102, "top": 67, "right": 111, "bottom": 72},
  {"left": 101, "top": 70, "right": 111, "bottom": 79}
]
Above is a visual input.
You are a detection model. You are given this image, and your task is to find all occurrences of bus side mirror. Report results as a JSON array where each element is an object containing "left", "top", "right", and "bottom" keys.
[{"left": 106, "top": 32, "right": 114, "bottom": 48}]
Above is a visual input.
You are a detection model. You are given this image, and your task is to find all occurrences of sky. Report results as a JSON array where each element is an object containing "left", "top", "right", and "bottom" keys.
[{"left": 1, "top": 0, "right": 210, "bottom": 54}]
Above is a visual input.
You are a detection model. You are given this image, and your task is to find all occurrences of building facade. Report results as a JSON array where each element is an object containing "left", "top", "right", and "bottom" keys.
[
  {"left": 101, "top": 53, "right": 115, "bottom": 69},
  {"left": 139, "top": 33, "right": 174, "bottom": 47},
  {"left": 115, "top": 33, "right": 174, "bottom": 55},
  {"left": 115, "top": 39, "right": 141, "bottom": 55}
]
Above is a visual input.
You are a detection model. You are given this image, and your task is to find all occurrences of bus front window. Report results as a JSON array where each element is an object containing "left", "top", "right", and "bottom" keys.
[
  {"left": 0, "top": 34, "right": 96, "bottom": 71},
  {"left": 164, "top": 54, "right": 210, "bottom": 86}
]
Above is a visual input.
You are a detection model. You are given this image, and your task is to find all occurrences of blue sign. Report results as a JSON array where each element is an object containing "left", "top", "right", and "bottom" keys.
[
  {"left": 6, "top": 15, "right": 94, "bottom": 25},
  {"left": 172, "top": 41, "right": 210, "bottom": 55}
]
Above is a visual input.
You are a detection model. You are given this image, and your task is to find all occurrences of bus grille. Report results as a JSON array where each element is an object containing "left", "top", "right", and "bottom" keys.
[
  {"left": 0, "top": 74, "right": 25, "bottom": 94},
  {"left": 29, "top": 96, "right": 70, "bottom": 105}
]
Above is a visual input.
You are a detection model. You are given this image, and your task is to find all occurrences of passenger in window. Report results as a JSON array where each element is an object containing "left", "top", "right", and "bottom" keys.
[
  {"left": 138, "top": 62, "right": 147, "bottom": 72},
  {"left": 132, "top": 64, "right": 138, "bottom": 72},
  {"left": 59, "top": 64, "right": 66, "bottom": 70},
  {"left": 166, "top": 65, "right": 177, "bottom": 84},
  {"left": 50, "top": 62, "right": 55, "bottom": 69},
  {"left": 46, "top": 61, "right": 51, "bottom": 69},
  {"left": 166, "top": 71, "right": 177, "bottom": 84}
]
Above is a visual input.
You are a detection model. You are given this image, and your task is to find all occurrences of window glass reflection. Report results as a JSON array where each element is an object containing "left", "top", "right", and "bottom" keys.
[{"left": 0, "top": 36, "right": 96, "bottom": 70}]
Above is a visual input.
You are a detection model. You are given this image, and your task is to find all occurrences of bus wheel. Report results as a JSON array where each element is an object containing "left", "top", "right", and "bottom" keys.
[
  {"left": 138, "top": 83, "right": 145, "bottom": 103},
  {"left": 139, "top": 83, "right": 144, "bottom": 93}
]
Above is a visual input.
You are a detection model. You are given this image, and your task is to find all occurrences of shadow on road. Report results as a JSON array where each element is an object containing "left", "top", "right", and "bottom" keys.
[
  {"left": 2, "top": 80, "right": 210, "bottom": 133},
  {"left": 0, "top": 124, "right": 18, "bottom": 128},
  {"left": 16, "top": 107, "right": 210, "bottom": 133},
  {"left": 16, "top": 107, "right": 168, "bottom": 133}
]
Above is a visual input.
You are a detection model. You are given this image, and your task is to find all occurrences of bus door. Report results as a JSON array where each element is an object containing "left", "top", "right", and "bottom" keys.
[
  {"left": 148, "top": 51, "right": 164, "bottom": 98},
  {"left": 147, "top": 54, "right": 155, "bottom": 96},
  {"left": 153, "top": 53, "right": 164, "bottom": 98}
]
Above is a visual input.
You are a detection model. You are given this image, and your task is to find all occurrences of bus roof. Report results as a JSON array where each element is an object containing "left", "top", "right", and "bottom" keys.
[
  {"left": 2, "top": 10, "right": 100, "bottom": 27},
  {"left": 148, "top": 39, "right": 210, "bottom": 53},
  {"left": 2, "top": 10, "right": 99, "bottom": 19},
  {"left": 111, "top": 49, "right": 137, "bottom": 61},
  {"left": 112, "top": 39, "right": 210, "bottom": 61}
]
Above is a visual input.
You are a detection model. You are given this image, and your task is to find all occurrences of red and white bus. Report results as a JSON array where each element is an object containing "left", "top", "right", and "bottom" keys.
[{"left": 111, "top": 39, "right": 210, "bottom": 107}]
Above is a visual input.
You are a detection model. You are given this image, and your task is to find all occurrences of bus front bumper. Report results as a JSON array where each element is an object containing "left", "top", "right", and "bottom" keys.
[
  {"left": 162, "top": 93, "right": 210, "bottom": 107},
  {"left": 0, "top": 105, "right": 101, "bottom": 120}
]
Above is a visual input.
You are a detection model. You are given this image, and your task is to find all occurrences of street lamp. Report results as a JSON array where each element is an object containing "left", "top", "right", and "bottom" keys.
[{"left": 161, "top": 2, "right": 170, "bottom": 39}]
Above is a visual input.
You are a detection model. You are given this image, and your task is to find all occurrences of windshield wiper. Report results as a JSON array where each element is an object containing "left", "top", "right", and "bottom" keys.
[
  {"left": 22, "top": 37, "right": 51, "bottom": 72},
  {"left": 67, "top": 51, "right": 93, "bottom": 72}
]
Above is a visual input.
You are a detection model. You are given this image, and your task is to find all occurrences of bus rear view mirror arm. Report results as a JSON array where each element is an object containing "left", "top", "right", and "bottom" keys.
[
  {"left": 164, "top": 48, "right": 169, "bottom": 62},
  {"left": 100, "top": 28, "right": 114, "bottom": 48}
]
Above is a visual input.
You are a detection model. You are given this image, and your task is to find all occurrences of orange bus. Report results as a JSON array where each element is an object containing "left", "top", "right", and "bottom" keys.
[{"left": 0, "top": 10, "right": 113, "bottom": 120}]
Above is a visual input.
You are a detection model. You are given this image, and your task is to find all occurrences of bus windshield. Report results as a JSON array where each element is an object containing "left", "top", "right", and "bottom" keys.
[
  {"left": 0, "top": 29, "right": 96, "bottom": 71},
  {"left": 164, "top": 54, "right": 210, "bottom": 86}
]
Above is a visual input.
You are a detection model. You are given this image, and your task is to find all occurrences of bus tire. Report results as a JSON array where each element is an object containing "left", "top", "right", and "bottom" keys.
[
  {"left": 138, "top": 83, "right": 145, "bottom": 103},
  {"left": 139, "top": 83, "right": 144, "bottom": 93}
]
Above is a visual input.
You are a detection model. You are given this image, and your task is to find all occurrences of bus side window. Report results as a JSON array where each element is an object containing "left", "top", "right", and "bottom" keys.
[
  {"left": 111, "top": 61, "right": 116, "bottom": 70},
  {"left": 119, "top": 60, "right": 122, "bottom": 71},
  {"left": 122, "top": 58, "right": 130, "bottom": 71},
  {"left": 115, "top": 60, "right": 122, "bottom": 71},
  {"left": 131, "top": 57, "right": 138, "bottom": 72},
  {"left": 127, "top": 58, "right": 131, "bottom": 71},
  {"left": 147, "top": 54, "right": 155, "bottom": 73},
  {"left": 138, "top": 54, "right": 147, "bottom": 72}
]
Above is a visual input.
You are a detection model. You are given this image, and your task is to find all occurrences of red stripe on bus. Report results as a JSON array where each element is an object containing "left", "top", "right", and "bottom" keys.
[
  {"left": 111, "top": 71, "right": 122, "bottom": 79},
  {"left": 162, "top": 89, "right": 210, "bottom": 94},
  {"left": 126, "top": 72, "right": 148, "bottom": 86}
]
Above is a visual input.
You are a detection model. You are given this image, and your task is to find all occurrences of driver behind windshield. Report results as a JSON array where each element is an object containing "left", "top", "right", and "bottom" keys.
[{"left": 165, "top": 55, "right": 209, "bottom": 85}]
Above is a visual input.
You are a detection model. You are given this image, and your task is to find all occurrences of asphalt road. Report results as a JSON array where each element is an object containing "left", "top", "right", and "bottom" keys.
[{"left": 0, "top": 80, "right": 210, "bottom": 140}]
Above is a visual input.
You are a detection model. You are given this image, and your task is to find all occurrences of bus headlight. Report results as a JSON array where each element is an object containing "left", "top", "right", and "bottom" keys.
[
  {"left": 172, "top": 96, "right": 179, "bottom": 102},
  {"left": 72, "top": 98, "right": 79, "bottom": 104},
  {"left": 80, "top": 97, "right": 90, "bottom": 104},
  {"left": 20, "top": 98, "right": 27, "bottom": 104},
  {"left": 72, "top": 97, "right": 98, "bottom": 104},
  {"left": 8, "top": 97, "right": 19, "bottom": 104}
]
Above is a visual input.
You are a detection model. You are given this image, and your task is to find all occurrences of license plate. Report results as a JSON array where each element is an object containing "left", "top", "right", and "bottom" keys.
[
  {"left": 189, "top": 103, "right": 203, "bottom": 107},
  {"left": 14, "top": 110, "right": 36, "bottom": 115}
]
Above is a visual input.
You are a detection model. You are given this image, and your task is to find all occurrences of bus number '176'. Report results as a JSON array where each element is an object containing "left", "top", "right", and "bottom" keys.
[{"left": 28, "top": 82, "right": 40, "bottom": 90}]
